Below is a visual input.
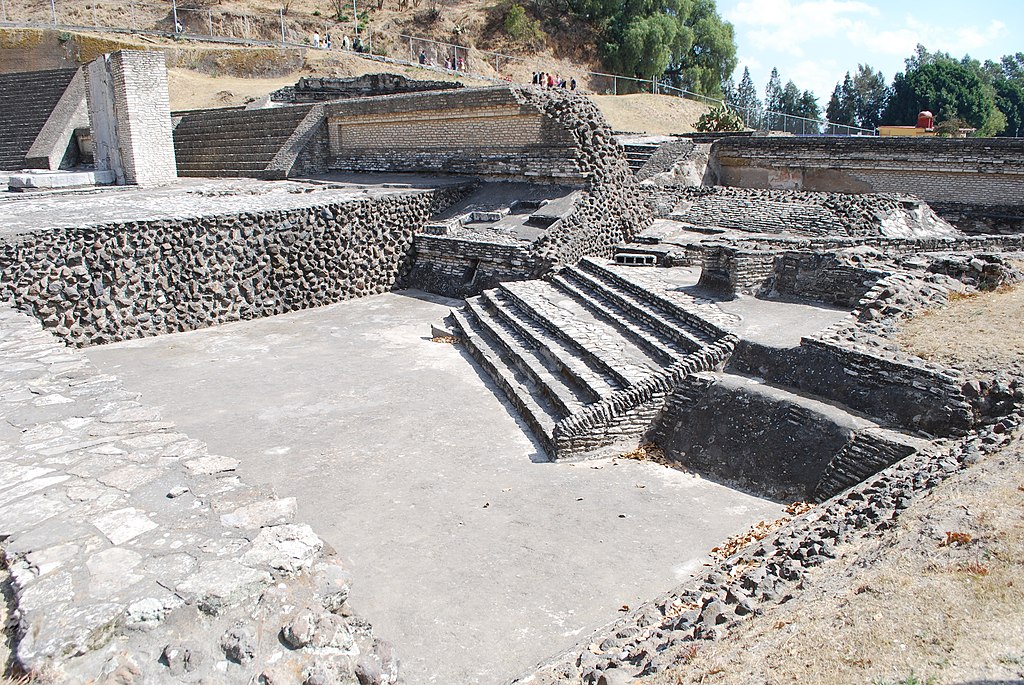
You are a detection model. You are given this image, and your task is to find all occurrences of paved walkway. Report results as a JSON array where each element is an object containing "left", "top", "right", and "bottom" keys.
[{"left": 86, "top": 291, "right": 782, "bottom": 684}]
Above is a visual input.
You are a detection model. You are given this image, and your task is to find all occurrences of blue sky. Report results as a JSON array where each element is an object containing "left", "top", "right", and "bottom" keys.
[{"left": 718, "top": 0, "right": 1024, "bottom": 109}]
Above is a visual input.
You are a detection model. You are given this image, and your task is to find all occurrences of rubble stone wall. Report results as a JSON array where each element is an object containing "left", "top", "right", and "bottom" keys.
[
  {"left": 764, "top": 251, "right": 888, "bottom": 307},
  {"left": 405, "top": 234, "right": 547, "bottom": 298},
  {"left": 0, "top": 186, "right": 470, "bottom": 347}
]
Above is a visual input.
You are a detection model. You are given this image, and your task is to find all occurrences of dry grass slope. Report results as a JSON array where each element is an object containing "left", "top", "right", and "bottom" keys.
[
  {"left": 643, "top": 436, "right": 1024, "bottom": 685},
  {"left": 899, "top": 276, "right": 1024, "bottom": 379}
]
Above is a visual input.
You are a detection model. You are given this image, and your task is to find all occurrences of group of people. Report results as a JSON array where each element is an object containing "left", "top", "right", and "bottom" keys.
[
  {"left": 532, "top": 71, "right": 576, "bottom": 91},
  {"left": 311, "top": 32, "right": 367, "bottom": 52},
  {"left": 418, "top": 50, "right": 467, "bottom": 72}
]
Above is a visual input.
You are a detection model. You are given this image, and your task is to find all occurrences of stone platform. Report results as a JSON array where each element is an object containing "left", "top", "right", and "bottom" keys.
[
  {"left": 0, "top": 173, "right": 470, "bottom": 236},
  {"left": 84, "top": 290, "right": 782, "bottom": 684}
]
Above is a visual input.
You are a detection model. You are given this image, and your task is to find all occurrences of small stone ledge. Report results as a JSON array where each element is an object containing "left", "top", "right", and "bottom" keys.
[{"left": 0, "top": 306, "right": 400, "bottom": 684}]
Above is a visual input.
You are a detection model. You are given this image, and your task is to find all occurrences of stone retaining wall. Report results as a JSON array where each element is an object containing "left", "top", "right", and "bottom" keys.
[
  {"left": 711, "top": 137, "right": 1024, "bottom": 233},
  {"left": 0, "top": 185, "right": 471, "bottom": 347},
  {"left": 405, "top": 234, "right": 547, "bottom": 298},
  {"left": 763, "top": 251, "right": 887, "bottom": 307},
  {"left": 326, "top": 86, "right": 585, "bottom": 184},
  {"left": 641, "top": 185, "right": 957, "bottom": 238}
]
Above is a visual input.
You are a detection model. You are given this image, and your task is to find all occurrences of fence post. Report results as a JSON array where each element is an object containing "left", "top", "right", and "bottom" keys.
[
  {"left": 50, "top": 0, "right": 56, "bottom": 26},
  {"left": 652, "top": 77, "right": 656, "bottom": 94},
  {"left": 279, "top": 8, "right": 285, "bottom": 44},
  {"left": 208, "top": 9, "right": 213, "bottom": 36},
  {"left": 352, "top": 0, "right": 358, "bottom": 40},
  {"left": 613, "top": 76, "right": 617, "bottom": 95},
  {"left": 128, "top": 0, "right": 135, "bottom": 30}
]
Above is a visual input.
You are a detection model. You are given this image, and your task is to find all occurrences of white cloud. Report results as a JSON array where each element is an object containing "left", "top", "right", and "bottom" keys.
[
  {"left": 726, "top": 0, "right": 879, "bottom": 57},
  {"left": 846, "top": 17, "right": 1008, "bottom": 61}
]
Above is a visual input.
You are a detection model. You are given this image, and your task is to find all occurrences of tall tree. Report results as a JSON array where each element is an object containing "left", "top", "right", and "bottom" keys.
[
  {"left": 826, "top": 72, "right": 857, "bottom": 126},
  {"left": 568, "top": 0, "right": 737, "bottom": 96},
  {"left": 851, "top": 64, "right": 888, "bottom": 129},
  {"left": 763, "top": 67, "right": 782, "bottom": 129},
  {"left": 732, "top": 66, "right": 761, "bottom": 128}
]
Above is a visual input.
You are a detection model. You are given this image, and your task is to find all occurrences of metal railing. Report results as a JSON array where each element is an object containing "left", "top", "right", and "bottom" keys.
[{"left": 0, "top": 0, "right": 876, "bottom": 136}]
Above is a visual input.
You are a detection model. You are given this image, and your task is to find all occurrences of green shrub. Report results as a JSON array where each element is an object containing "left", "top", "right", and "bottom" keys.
[
  {"left": 695, "top": 104, "right": 744, "bottom": 132},
  {"left": 503, "top": 3, "right": 545, "bottom": 48}
]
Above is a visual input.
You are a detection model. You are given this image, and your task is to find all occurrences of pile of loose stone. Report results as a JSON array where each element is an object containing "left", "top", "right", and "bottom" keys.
[{"left": 0, "top": 305, "right": 400, "bottom": 684}]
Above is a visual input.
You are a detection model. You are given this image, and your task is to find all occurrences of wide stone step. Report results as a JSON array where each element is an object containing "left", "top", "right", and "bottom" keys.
[
  {"left": 559, "top": 265, "right": 707, "bottom": 352},
  {"left": 549, "top": 272, "right": 681, "bottom": 366},
  {"left": 449, "top": 307, "right": 558, "bottom": 452},
  {"left": 577, "top": 257, "right": 725, "bottom": 340},
  {"left": 465, "top": 296, "right": 585, "bottom": 417},
  {"left": 173, "top": 151, "right": 277, "bottom": 164},
  {"left": 173, "top": 141, "right": 285, "bottom": 154},
  {"left": 176, "top": 169, "right": 285, "bottom": 179},
  {"left": 499, "top": 280, "right": 658, "bottom": 387},
  {"left": 482, "top": 288, "right": 621, "bottom": 401},
  {"left": 173, "top": 122, "right": 301, "bottom": 136}
]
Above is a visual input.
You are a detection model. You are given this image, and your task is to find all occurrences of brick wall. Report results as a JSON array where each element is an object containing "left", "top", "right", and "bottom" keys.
[{"left": 326, "top": 86, "right": 585, "bottom": 183}]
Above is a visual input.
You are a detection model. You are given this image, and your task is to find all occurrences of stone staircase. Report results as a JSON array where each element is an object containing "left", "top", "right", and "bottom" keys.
[
  {"left": 0, "top": 68, "right": 79, "bottom": 171},
  {"left": 621, "top": 143, "right": 658, "bottom": 174},
  {"left": 450, "top": 258, "right": 734, "bottom": 460},
  {"left": 172, "top": 105, "right": 315, "bottom": 178}
]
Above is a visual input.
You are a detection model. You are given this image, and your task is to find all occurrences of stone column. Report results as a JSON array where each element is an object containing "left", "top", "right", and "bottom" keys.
[{"left": 85, "top": 50, "right": 177, "bottom": 186}]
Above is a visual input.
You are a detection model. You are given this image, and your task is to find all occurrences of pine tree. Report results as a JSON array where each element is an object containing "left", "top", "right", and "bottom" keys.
[
  {"left": 733, "top": 66, "right": 762, "bottom": 128},
  {"left": 764, "top": 67, "right": 782, "bottom": 129}
]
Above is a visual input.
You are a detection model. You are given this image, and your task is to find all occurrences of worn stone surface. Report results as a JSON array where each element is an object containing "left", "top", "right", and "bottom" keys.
[{"left": 0, "top": 305, "right": 388, "bottom": 683}]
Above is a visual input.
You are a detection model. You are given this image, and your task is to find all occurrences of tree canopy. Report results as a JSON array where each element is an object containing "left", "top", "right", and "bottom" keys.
[
  {"left": 881, "top": 45, "right": 1005, "bottom": 135},
  {"left": 563, "top": 0, "right": 737, "bottom": 96}
]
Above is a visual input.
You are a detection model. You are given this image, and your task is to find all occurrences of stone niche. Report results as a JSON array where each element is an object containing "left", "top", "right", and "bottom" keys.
[{"left": 85, "top": 49, "right": 177, "bottom": 186}]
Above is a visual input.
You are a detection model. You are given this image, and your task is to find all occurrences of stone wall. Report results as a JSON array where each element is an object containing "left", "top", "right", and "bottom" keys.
[
  {"left": 763, "top": 251, "right": 887, "bottom": 307},
  {"left": 0, "top": 186, "right": 470, "bottom": 347},
  {"left": 326, "top": 86, "right": 585, "bottom": 183},
  {"left": 731, "top": 337, "right": 972, "bottom": 437},
  {"left": 552, "top": 337, "right": 736, "bottom": 459},
  {"left": 711, "top": 137, "right": 1024, "bottom": 232},
  {"left": 272, "top": 73, "right": 462, "bottom": 103},
  {"left": 641, "top": 185, "right": 958, "bottom": 238},
  {"left": 405, "top": 234, "right": 547, "bottom": 298},
  {"left": 398, "top": 87, "right": 652, "bottom": 295},
  {"left": 648, "top": 373, "right": 928, "bottom": 501},
  {"left": 520, "top": 88, "right": 651, "bottom": 266},
  {"left": 85, "top": 50, "right": 176, "bottom": 186}
]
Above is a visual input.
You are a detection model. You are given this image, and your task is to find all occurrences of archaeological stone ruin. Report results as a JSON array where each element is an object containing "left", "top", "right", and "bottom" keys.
[{"left": 0, "top": 48, "right": 1022, "bottom": 684}]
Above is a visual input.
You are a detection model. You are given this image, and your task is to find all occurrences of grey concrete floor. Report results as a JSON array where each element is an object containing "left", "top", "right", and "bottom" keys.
[{"left": 86, "top": 291, "right": 782, "bottom": 684}]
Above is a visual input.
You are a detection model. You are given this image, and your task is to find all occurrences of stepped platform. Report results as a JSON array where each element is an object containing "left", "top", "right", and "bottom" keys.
[
  {"left": 449, "top": 258, "right": 895, "bottom": 469},
  {"left": 172, "top": 104, "right": 320, "bottom": 179},
  {"left": 0, "top": 68, "right": 80, "bottom": 171},
  {"left": 450, "top": 258, "right": 741, "bottom": 460}
]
